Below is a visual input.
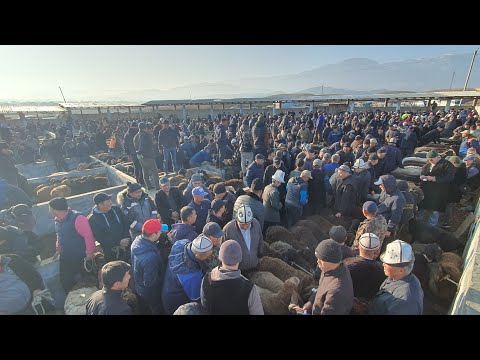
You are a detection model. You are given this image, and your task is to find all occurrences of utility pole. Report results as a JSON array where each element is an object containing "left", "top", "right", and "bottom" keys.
[
  {"left": 463, "top": 49, "right": 478, "bottom": 91},
  {"left": 58, "top": 86, "right": 67, "bottom": 103},
  {"left": 449, "top": 71, "right": 455, "bottom": 90}
]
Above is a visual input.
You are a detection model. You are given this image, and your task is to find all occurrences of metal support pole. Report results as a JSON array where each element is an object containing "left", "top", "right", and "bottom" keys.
[
  {"left": 464, "top": 49, "right": 478, "bottom": 91},
  {"left": 239, "top": 103, "right": 243, "bottom": 115},
  {"left": 272, "top": 102, "right": 276, "bottom": 116},
  {"left": 445, "top": 98, "right": 452, "bottom": 112},
  {"left": 210, "top": 104, "right": 214, "bottom": 119},
  {"left": 182, "top": 104, "right": 186, "bottom": 121}
]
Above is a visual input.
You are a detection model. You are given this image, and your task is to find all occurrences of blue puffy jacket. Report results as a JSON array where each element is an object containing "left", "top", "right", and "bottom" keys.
[
  {"left": 131, "top": 236, "right": 165, "bottom": 314},
  {"left": 190, "top": 150, "right": 212, "bottom": 164},
  {"left": 245, "top": 162, "right": 264, "bottom": 187},
  {"left": 161, "top": 239, "right": 205, "bottom": 315},
  {"left": 323, "top": 163, "right": 339, "bottom": 194}
]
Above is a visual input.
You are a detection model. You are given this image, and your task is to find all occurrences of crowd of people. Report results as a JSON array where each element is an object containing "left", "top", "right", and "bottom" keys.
[{"left": 1, "top": 105, "right": 480, "bottom": 315}]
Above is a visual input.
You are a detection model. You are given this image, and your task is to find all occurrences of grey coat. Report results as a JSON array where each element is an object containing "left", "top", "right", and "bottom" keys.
[
  {"left": 262, "top": 184, "right": 282, "bottom": 223},
  {"left": 223, "top": 218, "right": 264, "bottom": 271}
]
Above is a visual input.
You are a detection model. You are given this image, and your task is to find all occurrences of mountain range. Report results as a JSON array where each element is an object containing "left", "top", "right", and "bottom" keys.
[{"left": 3, "top": 52, "right": 479, "bottom": 104}]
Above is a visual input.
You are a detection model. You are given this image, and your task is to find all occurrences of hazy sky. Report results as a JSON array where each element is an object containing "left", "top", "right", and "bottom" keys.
[{"left": 0, "top": 45, "right": 478, "bottom": 101}]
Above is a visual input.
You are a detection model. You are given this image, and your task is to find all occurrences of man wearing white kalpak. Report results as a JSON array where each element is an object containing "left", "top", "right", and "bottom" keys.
[{"left": 223, "top": 204, "right": 264, "bottom": 272}]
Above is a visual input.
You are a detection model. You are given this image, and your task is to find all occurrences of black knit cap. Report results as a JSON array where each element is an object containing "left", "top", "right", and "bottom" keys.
[
  {"left": 48, "top": 197, "right": 68, "bottom": 211},
  {"left": 315, "top": 239, "right": 342, "bottom": 263}
]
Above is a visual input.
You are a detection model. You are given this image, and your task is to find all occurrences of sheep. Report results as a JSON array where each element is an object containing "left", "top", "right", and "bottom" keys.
[
  {"left": 168, "top": 175, "right": 187, "bottom": 187},
  {"left": 248, "top": 271, "right": 284, "bottom": 293},
  {"left": 255, "top": 276, "right": 300, "bottom": 315},
  {"left": 408, "top": 218, "right": 461, "bottom": 252},
  {"left": 223, "top": 179, "right": 245, "bottom": 191},
  {"left": 177, "top": 182, "right": 188, "bottom": 192},
  {"left": 262, "top": 241, "right": 284, "bottom": 259},
  {"left": 257, "top": 256, "right": 316, "bottom": 298},
  {"left": 296, "top": 220, "right": 329, "bottom": 241},
  {"left": 265, "top": 226, "right": 298, "bottom": 248},
  {"left": 289, "top": 225, "right": 319, "bottom": 255},
  {"left": 268, "top": 241, "right": 314, "bottom": 272},
  {"left": 77, "top": 163, "right": 89, "bottom": 171},
  {"left": 61, "top": 179, "right": 72, "bottom": 187},
  {"left": 306, "top": 215, "right": 334, "bottom": 234},
  {"left": 173, "top": 302, "right": 209, "bottom": 315},
  {"left": 317, "top": 208, "right": 353, "bottom": 229},
  {"left": 37, "top": 185, "right": 57, "bottom": 202},
  {"left": 50, "top": 185, "right": 72, "bottom": 199}
]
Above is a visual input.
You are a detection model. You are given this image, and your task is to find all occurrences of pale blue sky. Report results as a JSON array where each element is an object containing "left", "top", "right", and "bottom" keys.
[{"left": 0, "top": 45, "right": 478, "bottom": 101}]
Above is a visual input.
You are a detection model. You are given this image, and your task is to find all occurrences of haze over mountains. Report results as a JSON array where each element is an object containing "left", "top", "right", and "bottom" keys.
[{"left": 4, "top": 52, "right": 480, "bottom": 104}]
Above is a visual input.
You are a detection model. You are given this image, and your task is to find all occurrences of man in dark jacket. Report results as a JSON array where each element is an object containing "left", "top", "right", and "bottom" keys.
[
  {"left": 117, "top": 182, "right": 158, "bottom": 239},
  {"left": 383, "top": 138, "right": 403, "bottom": 174},
  {"left": 88, "top": 193, "right": 131, "bottom": 263},
  {"left": 263, "top": 156, "right": 288, "bottom": 189},
  {"left": 420, "top": 123, "right": 444, "bottom": 146},
  {"left": 444, "top": 156, "right": 467, "bottom": 228},
  {"left": 214, "top": 118, "right": 229, "bottom": 167},
  {"left": 136, "top": 122, "right": 159, "bottom": 191},
  {"left": 212, "top": 183, "right": 236, "bottom": 223},
  {"left": 0, "top": 178, "right": 33, "bottom": 211},
  {"left": 155, "top": 177, "right": 186, "bottom": 228},
  {"left": 418, "top": 150, "right": 455, "bottom": 226},
  {"left": 336, "top": 142, "right": 356, "bottom": 166},
  {"left": 353, "top": 158, "right": 371, "bottom": 204},
  {"left": 245, "top": 153, "right": 265, "bottom": 187},
  {"left": 252, "top": 116, "right": 268, "bottom": 158},
  {"left": 206, "top": 199, "right": 227, "bottom": 229},
  {"left": 0, "top": 141, "right": 19, "bottom": 187},
  {"left": 124, "top": 122, "right": 144, "bottom": 185},
  {"left": 130, "top": 219, "right": 165, "bottom": 314},
  {"left": 374, "top": 147, "right": 387, "bottom": 178},
  {"left": 86, "top": 260, "right": 133, "bottom": 315},
  {"left": 307, "top": 159, "right": 326, "bottom": 216},
  {"left": 188, "top": 187, "right": 212, "bottom": 234},
  {"left": 331, "top": 165, "right": 359, "bottom": 218},
  {"left": 374, "top": 175, "right": 406, "bottom": 241},
  {"left": 182, "top": 173, "right": 213, "bottom": 204},
  {"left": 399, "top": 125, "right": 418, "bottom": 157},
  {"left": 170, "top": 206, "right": 198, "bottom": 243},
  {"left": 234, "top": 178, "right": 265, "bottom": 230},
  {"left": 344, "top": 233, "right": 386, "bottom": 315},
  {"left": 0, "top": 225, "right": 39, "bottom": 264},
  {"left": 301, "top": 239, "right": 354, "bottom": 315},
  {"left": 161, "top": 235, "right": 213, "bottom": 314},
  {"left": 158, "top": 120, "right": 179, "bottom": 173},
  {"left": 329, "top": 225, "right": 354, "bottom": 260}
]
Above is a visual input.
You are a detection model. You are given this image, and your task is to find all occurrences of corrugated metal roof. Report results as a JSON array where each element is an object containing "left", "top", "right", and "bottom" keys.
[
  {"left": 142, "top": 90, "right": 480, "bottom": 106},
  {"left": 59, "top": 102, "right": 145, "bottom": 109},
  {"left": 0, "top": 105, "right": 65, "bottom": 113}
]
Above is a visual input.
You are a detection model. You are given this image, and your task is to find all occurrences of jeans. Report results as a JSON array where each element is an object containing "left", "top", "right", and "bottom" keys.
[
  {"left": 163, "top": 147, "right": 177, "bottom": 173},
  {"left": 139, "top": 157, "right": 160, "bottom": 190},
  {"left": 286, "top": 204, "right": 303, "bottom": 229},
  {"left": 422, "top": 209, "right": 440, "bottom": 226}
]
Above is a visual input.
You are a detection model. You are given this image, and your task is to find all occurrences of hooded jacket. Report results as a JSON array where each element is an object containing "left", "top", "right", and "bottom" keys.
[
  {"left": 170, "top": 222, "right": 198, "bottom": 243},
  {"left": 377, "top": 175, "right": 406, "bottom": 232},
  {"left": 161, "top": 239, "right": 207, "bottom": 315},
  {"left": 245, "top": 161, "right": 264, "bottom": 187},
  {"left": 117, "top": 190, "right": 157, "bottom": 235},
  {"left": 131, "top": 236, "right": 165, "bottom": 314}
]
